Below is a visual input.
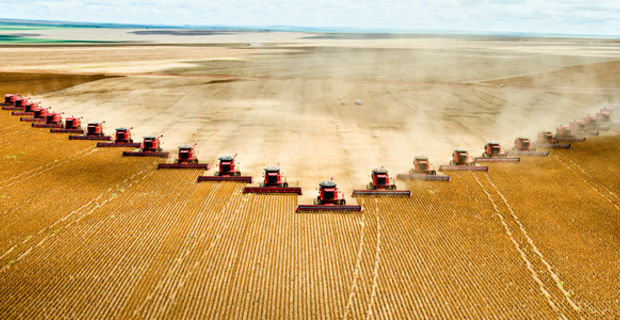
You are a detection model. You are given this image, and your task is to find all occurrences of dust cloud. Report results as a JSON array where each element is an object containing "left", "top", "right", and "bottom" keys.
[{"left": 19, "top": 36, "right": 620, "bottom": 200}]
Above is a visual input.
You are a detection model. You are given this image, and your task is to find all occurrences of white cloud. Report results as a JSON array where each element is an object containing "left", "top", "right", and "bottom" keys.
[{"left": 0, "top": 0, "right": 618, "bottom": 35}]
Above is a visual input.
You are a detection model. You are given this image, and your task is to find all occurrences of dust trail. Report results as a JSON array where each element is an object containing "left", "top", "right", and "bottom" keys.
[
  {"left": 484, "top": 174, "right": 581, "bottom": 312},
  {"left": 343, "top": 198, "right": 367, "bottom": 319},
  {"left": 551, "top": 154, "right": 620, "bottom": 210},
  {"left": 472, "top": 173, "right": 567, "bottom": 319},
  {"left": 365, "top": 198, "right": 382, "bottom": 320}
]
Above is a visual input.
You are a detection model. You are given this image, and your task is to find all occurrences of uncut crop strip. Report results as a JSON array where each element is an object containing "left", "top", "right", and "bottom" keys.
[
  {"left": 479, "top": 156, "right": 620, "bottom": 317},
  {"left": 552, "top": 153, "right": 619, "bottom": 210},
  {"left": 0, "top": 169, "right": 201, "bottom": 318},
  {"left": 473, "top": 173, "right": 580, "bottom": 319},
  {"left": 396, "top": 177, "right": 559, "bottom": 318},
  {"left": 0, "top": 152, "right": 154, "bottom": 261}
]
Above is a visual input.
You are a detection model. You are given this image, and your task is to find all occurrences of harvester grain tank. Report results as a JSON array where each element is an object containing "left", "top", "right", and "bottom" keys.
[
  {"left": 535, "top": 131, "right": 570, "bottom": 149},
  {"left": 197, "top": 155, "right": 252, "bottom": 183},
  {"left": 158, "top": 144, "right": 209, "bottom": 169},
  {"left": 475, "top": 141, "right": 520, "bottom": 162},
  {"left": 122, "top": 135, "right": 170, "bottom": 157},
  {"left": 396, "top": 155, "right": 450, "bottom": 181},
  {"left": 439, "top": 149, "right": 488, "bottom": 171},
  {"left": 506, "top": 137, "right": 548, "bottom": 156},
  {"left": 96, "top": 127, "right": 141, "bottom": 147},
  {"left": 50, "top": 116, "right": 84, "bottom": 133},
  {"left": 32, "top": 112, "right": 64, "bottom": 128},
  {"left": 353, "top": 168, "right": 411, "bottom": 196},
  {"left": 243, "top": 166, "right": 302, "bottom": 194},
  {"left": 555, "top": 125, "right": 585, "bottom": 142},
  {"left": 296, "top": 180, "right": 362, "bottom": 212},
  {"left": 69, "top": 122, "right": 112, "bottom": 140}
]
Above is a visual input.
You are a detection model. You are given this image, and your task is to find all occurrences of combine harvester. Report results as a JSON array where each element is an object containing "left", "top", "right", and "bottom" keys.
[
  {"left": 536, "top": 131, "right": 571, "bottom": 149},
  {"left": 1, "top": 94, "right": 19, "bottom": 109},
  {"left": 475, "top": 141, "right": 520, "bottom": 163},
  {"left": 11, "top": 101, "right": 38, "bottom": 116},
  {"left": 243, "top": 166, "right": 302, "bottom": 194},
  {"left": 353, "top": 168, "right": 411, "bottom": 196},
  {"left": 439, "top": 149, "right": 488, "bottom": 172},
  {"left": 297, "top": 180, "right": 362, "bottom": 212},
  {"left": 583, "top": 115, "right": 609, "bottom": 131},
  {"left": 597, "top": 108, "right": 611, "bottom": 123},
  {"left": 69, "top": 122, "right": 112, "bottom": 141},
  {"left": 32, "top": 112, "right": 63, "bottom": 128},
  {"left": 507, "top": 137, "right": 549, "bottom": 156},
  {"left": 123, "top": 135, "right": 170, "bottom": 157},
  {"left": 555, "top": 125, "right": 585, "bottom": 143},
  {"left": 96, "top": 127, "right": 141, "bottom": 148},
  {"left": 396, "top": 155, "right": 450, "bottom": 181},
  {"left": 20, "top": 107, "right": 48, "bottom": 122},
  {"left": 569, "top": 120, "right": 598, "bottom": 136},
  {"left": 197, "top": 155, "right": 252, "bottom": 183},
  {"left": 50, "top": 116, "right": 84, "bottom": 134},
  {"left": 158, "top": 144, "right": 209, "bottom": 169}
]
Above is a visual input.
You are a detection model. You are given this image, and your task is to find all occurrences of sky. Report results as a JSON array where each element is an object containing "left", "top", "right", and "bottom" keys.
[{"left": 0, "top": 0, "right": 619, "bottom": 36}]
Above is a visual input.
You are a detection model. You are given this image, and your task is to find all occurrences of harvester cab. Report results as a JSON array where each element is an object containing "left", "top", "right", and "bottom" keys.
[
  {"left": 477, "top": 141, "right": 520, "bottom": 162},
  {"left": 122, "top": 135, "right": 169, "bottom": 157},
  {"left": 396, "top": 155, "right": 450, "bottom": 181},
  {"left": 96, "top": 127, "right": 140, "bottom": 147},
  {"left": 158, "top": 144, "right": 209, "bottom": 169},
  {"left": 242, "top": 166, "right": 302, "bottom": 194},
  {"left": 115, "top": 127, "right": 133, "bottom": 143},
  {"left": 536, "top": 131, "right": 571, "bottom": 149},
  {"left": 514, "top": 137, "right": 532, "bottom": 151},
  {"left": 87, "top": 122, "right": 105, "bottom": 136},
  {"left": 197, "top": 155, "right": 252, "bottom": 182},
  {"left": 508, "top": 137, "right": 549, "bottom": 156},
  {"left": 353, "top": 168, "right": 411, "bottom": 196},
  {"left": 64, "top": 117, "right": 82, "bottom": 129},
  {"left": 177, "top": 144, "right": 198, "bottom": 163},
  {"left": 451, "top": 149, "right": 472, "bottom": 166},
  {"left": 555, "top": 125, "right": 585, "bottom": 142},
  {"left": 439, "top": 149, "right": 488, "bottom": 171},
  {"left": 296, "top": 180, "right": 362, "bottom": 212},
  {"left": 141, "top": 135, "right": 163, "bottom": 152}
]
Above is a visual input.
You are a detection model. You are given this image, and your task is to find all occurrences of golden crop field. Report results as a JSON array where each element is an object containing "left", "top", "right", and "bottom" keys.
[{"left": 1, "top": 98, "right": 618, "bottom": 319}]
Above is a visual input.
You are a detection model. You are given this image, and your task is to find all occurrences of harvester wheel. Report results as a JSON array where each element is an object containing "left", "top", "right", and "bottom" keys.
[
  {"left": 367, "top": 182, "right": 374, "bottom": 190},
  {"left": 450, "top": 160, "right": 456, "bottom": 165},
  {"left": 283, "top": 182, "right": 289, "bottom": 187},
  {"left": 259, "top": 182, "right": 265, "bottom": 187},
  {"left": 314, "top": 197, "right": 320, "bottom": 205},
  {"left": 214, "top": 171, "right": 220, "bottom": 176}
]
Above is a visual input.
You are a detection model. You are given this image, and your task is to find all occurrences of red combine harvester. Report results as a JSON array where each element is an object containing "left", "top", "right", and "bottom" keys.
[
  {"left": 583, "top": 115, "right": 608, "bottom": 131},
  {"left": 506, "top": 137, "right": 549, "bottom": 156},
  {"left": 597, "top": 110, "right": 610, "bottom": 122},
  {"left": 535, "top": 131, "right": 570, "bottom": 149},
  {"left": 197, "top": 155, "right": 252, "bottom": 182},
  {"left": 12, "top": 101, "right": 39, "bottom": 116},
  {"left": 69, "top": 122, "right": 112, "bottom": 141},
  {"left": 243, "top": 166, "right": 302, "bottom": 194},
  {"left": 32, "top": 112, "right": 63, "bottom": 128},
  {"left": 475, "top": 141, "right": 520, "bottom": 162},
  {"left": 555, "top": 125, "right": 585, "bottom": 142},
  {"left": 297, "top": 180, "right": 362, "bottom": 212},
  {"left": 352, "top": 168, "right": 411, "bottom": 196},
  {"left": 158, "top": 144, "right": 209, "bottom": 169},
  {"left": 396, "top": 155, "right": 450, "bottom": 181},
  {"left": 2, "top": 94, "right": 22, "bottom": 110},
  {"left": 20, "top": 107, "right": 48, "bottom": 122},
  {"left": 439, "top": 149, "right": 488, "bottom": 171},
  {"left": 50, "top": 116, "right": 84, "bottom": 133},
  {"left": 96, "top": 127, "right": 141, "bottom": 147},
  {"left": 122, "top": 135, "right": 170, "bottom": 157},
  {"left": 569, "top": 120, "right": 598, "bottom": 136}
]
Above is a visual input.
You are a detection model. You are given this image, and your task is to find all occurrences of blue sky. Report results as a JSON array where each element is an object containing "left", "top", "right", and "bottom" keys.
[{"left": 1, "top": 0, "right": 618, "bottom": 36}]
